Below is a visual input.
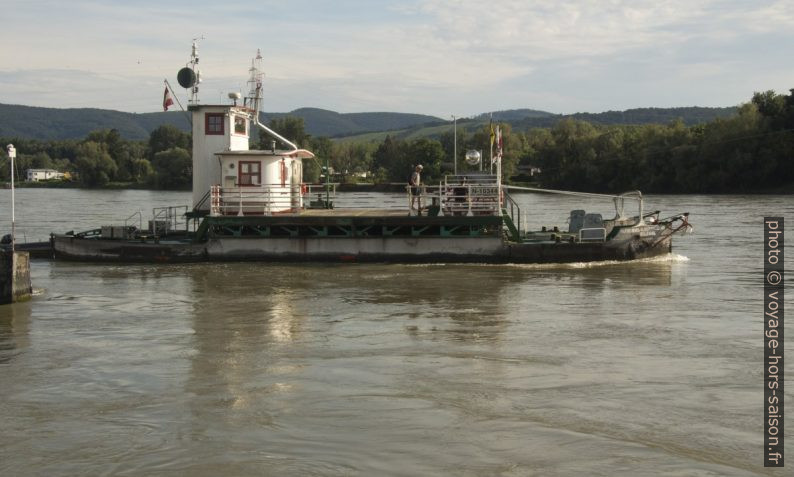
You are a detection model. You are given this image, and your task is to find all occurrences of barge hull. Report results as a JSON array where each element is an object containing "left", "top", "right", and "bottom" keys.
[
  {"left": 508, "top": 235, "right": 672, "bottom": 263},
  {"left": 52, "top": 234, "right": 672, "bottom": 264},
  {"left": 53, "top": 236, "right": 207, "bottom": 263}
]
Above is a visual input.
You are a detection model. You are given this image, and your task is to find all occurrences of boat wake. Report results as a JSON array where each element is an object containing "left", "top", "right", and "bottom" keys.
[
  {"left": 554, "top": 253, "right": 690, "bottom": 269},
  {"left": 404, "top": 253, "right": 689, "bottom": 269}
]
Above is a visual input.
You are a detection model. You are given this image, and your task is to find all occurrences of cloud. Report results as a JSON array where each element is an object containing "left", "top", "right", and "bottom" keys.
[
  {"left": 0, "top": 69, "right": 165, "bottom": 111},
  {"left": 1, "top": 0, "right": 793, "bottom": 115}
]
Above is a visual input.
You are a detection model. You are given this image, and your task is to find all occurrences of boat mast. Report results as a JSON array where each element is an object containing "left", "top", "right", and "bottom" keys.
[
  {"left": 245, "top": 49, "right": 264, "bottom": 114},
  {"left": 188, "top": 37, "right": 202, "bottom": 105},
  {"left": 244, "top": 49, "right": 299, "bottom": 151}
]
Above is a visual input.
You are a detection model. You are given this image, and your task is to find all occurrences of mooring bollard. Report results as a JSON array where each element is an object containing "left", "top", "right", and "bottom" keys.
[{"left": 1, "top": 251, "right": 32, "bottom": 304}]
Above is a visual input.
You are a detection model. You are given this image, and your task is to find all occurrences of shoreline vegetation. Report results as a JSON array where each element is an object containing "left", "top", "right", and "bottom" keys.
[
  {"left": 3, "top": 89, "right": 793, "bottom": 195},
  {"left": 6, "top": 181, "right": 792, "bottom": 195}
]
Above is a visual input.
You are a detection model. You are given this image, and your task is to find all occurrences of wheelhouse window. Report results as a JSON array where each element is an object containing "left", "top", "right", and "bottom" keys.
[
  {"left": 238, "top": 161, "right": 260, "bottom": 186},
  {"left": 234, "top": 116, "right": 247, "bottom": 135},
  {"left": 205, "top": 113, "right": 225, "bottom": 135}
]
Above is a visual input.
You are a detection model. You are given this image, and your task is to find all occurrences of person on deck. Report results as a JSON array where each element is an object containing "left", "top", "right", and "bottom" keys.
[{"left": 409, "top": 164, "right": 423, "bottom": 211}]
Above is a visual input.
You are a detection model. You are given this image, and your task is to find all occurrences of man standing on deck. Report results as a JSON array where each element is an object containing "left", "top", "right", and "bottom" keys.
[{"left": 409, "top": 164, "right": 423, "bottom": 212}]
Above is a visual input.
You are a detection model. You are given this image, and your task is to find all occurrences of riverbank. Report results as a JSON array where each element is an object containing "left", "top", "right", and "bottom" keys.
[
  {"left": 5, "top": 180, "right": 793, "bottom": 194},
  {"left": 5, "top": 181, "right": 410, "bottom": 192},
  {"left": 5, "top": 181, "right": 188, "bottom": 191}
]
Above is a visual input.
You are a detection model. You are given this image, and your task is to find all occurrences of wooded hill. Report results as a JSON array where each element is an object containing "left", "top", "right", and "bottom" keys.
[
  {"left": 0, "top": 103, "right": 442, "bottom": 140},
  {"left": 0, "top": 102, "right": 736, "bottom": 141},
  {"left": 337, "top": 106, "right": 738, "bottom": 142}
]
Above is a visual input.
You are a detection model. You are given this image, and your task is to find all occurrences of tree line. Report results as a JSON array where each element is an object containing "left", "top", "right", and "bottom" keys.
[
  {"left": 263, "top": 116, "right": 524, "bottom": 185},
  {"left": 528, "top": 89, "right": 794, "bottom": 193},
  {"left": 264, "top": 88, "right": 794, "bottom": 193},
  {"left": 3, "top": 88, "right": 793, "bottom": 193},
  {"left": 0, "top": 125, "right": 192, "bottom": 188}
]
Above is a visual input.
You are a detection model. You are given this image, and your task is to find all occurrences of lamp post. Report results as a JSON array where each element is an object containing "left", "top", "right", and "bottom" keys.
[
  {"left": 452, "top": 115, "right": 457, "bottom": 176},
  {"left": 6, "top": 144, "right": 16, "bottom": 253}
]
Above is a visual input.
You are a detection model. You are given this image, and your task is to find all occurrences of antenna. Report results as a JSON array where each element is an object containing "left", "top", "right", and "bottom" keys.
[
  {"left": 245, "top": 49, "right": 264, "bottom": 116},
  {"left": 176, "top": 37, "right": 204, "bottom": 104}
]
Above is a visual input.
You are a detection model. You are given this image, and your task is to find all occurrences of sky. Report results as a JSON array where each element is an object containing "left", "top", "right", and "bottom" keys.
[{"left": 1, "top": 0, "right": 793, "bottom": 118}]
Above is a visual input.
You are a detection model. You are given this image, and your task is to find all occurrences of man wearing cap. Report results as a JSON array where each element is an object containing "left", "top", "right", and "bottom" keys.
[{"left": 409, "top": 164, "right": 423, "bottom": 212}]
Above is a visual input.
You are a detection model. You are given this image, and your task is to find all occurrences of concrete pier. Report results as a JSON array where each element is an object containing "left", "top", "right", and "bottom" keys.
[{"left": 1, "top": 251, "right": 32, "bottom": 304}]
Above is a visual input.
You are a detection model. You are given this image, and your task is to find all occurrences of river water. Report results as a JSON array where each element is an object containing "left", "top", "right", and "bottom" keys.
[{"left": 0, "top": 189, "right": 790, "bottom": 476}]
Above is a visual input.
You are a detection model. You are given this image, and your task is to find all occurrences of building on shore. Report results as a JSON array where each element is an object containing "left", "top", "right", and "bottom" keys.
[{"left": 25, "top": 169, "right": 69, "bottom": 182}]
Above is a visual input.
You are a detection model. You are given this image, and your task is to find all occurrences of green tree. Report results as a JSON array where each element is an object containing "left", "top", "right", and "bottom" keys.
[
  {"left": 74, "top": 141, "right": 117, "bottom": 187},
  {"left": 405, "top": 138, "right": 445, "bottom": 184},
  {"left": 29, "top": 152, "right": 54, "bottom": 170},
  {"left": 752, "top": 90, "right": 785, "bottom": 119},
  {"left": 260, "top": 116, "right": 309, "bottom": 149},
  {"left": 112, "top": 141, "right": 147, "bottom": 183},
  {"left": 151, "top": 147, "right": 192, "bottom": 189},
  {"left": 438, "top": 127, "right": 470, "bottom": 172},
  {"left": 148, "top": 125, "right": 190, "bottom": 159},
  {"left": 330, "top": 141, "right": 374, "bottom": 182},
  {"left": 129, "top": 158, "right": 154, "bottom": 183},
  {"left": 372, "top": 135, "right": 405, "bottom": 182},
  {"left": 304, "top": 136, "right": 334, "bottom": 183}
]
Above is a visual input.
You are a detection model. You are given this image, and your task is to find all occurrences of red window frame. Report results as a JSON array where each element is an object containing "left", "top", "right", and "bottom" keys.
[
  {"left": 205, "top": 113, "right": 225, "bottom": 135},
  {"left": 238, "top": 161, "right": 261, "bottom": 187}
]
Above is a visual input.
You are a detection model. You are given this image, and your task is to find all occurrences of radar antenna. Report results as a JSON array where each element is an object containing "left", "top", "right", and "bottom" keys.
[{"left": 176, "top": 36, "right": 204, "bottom": 105}]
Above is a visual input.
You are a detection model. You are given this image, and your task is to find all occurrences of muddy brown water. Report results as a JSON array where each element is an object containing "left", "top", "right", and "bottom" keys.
[{"left": 0, "top": 189, "right": 791, "bottom": 475}]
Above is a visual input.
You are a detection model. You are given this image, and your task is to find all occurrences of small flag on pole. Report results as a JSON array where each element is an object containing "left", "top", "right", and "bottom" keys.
[
  {"left": 493, "top": 126, "right": 503, "bottom": 164},
  {"left": 163, "top": 86, "right": 174, "bottom": 111},
  {"left": 489, "top": 118, "right": 495, "bottom": 149}
]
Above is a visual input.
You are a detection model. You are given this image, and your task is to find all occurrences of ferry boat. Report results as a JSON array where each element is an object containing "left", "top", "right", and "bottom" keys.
[{"left": 50, "top": 44, "right": 692, "bottom": 263}]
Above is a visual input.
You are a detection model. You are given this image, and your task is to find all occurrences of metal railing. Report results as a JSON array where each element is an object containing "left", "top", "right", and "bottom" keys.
[
  {"left": 193, "top": 189, "right": 212, "bottom": 212},
  {"left": 304, "top": 183, "right": 337, "bottom": 208},
  {"left": 501, "top": 190, "right": 522, "bottom": 234},
  {"left": 205, "top": 177, "right": 503, "bottom": 217},
  {"left": 505, "top": 185, "right": 646, "bottom": 226},
  {"left": 124, "top": 210, "right": 142, "bottom": 231},
  {"left": 210, "top": 184, "right": 302, "bottom": 216},
  {"left": 443, "top": 175, "right": 501, "bottom": 216},
  {"left": 406, "top": 175, "right": 502, "bottom": 216},
  {"left": 151, "top": 205, "right": 188, "bottom": 235},
  {"left": 305, "top": 183, "right": 337, "bottom": 197}
]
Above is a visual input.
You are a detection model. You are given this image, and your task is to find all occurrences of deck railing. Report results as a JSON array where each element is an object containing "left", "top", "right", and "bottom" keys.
[
  {"left": 406, "top": 175, "right": 501, "bottom": 216},
  {"left": 304, "top": 183, "right": 338, "bottom": 208},
  {"left": 124, "top": 210, "right": 142, "bottom": 230},
  {"left": 501, "top": 190, "right": 522, "bottom": 237},
  {"left": 210, "top": 184, "right": 304, "bottom": 216},
  {"left": 151, "top": 205, "right": 188, "bottom": 235},
  {"left": 207, "top": 176, "right": 503, "bottom": 217}
]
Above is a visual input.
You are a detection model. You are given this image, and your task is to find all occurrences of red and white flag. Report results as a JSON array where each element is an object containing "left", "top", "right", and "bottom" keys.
[
  {"left": 493, "top": 126, "right": 503, "bottom": 163},
  {"left": 163, "top": 86, "right": 174, "bottom": 111}
]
